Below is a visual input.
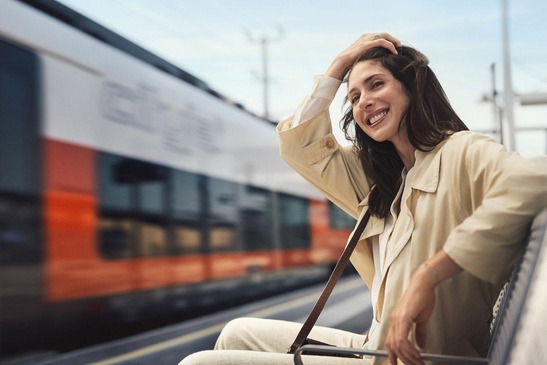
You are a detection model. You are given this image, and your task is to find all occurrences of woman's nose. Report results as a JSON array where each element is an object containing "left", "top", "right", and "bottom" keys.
[{"left": 358, "top": 93, "right": 373, "bottom": 110}]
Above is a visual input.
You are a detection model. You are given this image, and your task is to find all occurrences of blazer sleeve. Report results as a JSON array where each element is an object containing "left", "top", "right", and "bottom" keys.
[
  {"left": 276, "top": 110, "right": 371, "bottom": 219},
  {"left": 443, "top": 133, "right": 547, "bottom": 283}
]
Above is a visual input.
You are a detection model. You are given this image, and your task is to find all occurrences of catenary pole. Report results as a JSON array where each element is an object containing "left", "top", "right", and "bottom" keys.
[
  {"left": 247, "top": 28, "right": 284, "bottom": 120},
  {"left": 502, "top": 0, "right": 517, "bottom": 151}
]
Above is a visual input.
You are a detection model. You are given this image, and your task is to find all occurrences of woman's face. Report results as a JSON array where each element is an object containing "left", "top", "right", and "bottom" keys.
[{"left": 347, "top": 61, "right": 410, "bottom": 144}]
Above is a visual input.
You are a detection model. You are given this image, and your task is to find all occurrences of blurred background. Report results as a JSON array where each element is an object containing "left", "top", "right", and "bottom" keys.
[
  {"left": 0, "top": 0, "right": 546, "bottom": 362},
  {"left": 60, "top": 0, "right": 547, "bottom": 155}
]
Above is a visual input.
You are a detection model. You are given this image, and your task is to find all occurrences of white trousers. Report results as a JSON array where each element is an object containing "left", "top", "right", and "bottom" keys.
[{"left": 179, "top": 317, "right": 370, "bottom": 365}]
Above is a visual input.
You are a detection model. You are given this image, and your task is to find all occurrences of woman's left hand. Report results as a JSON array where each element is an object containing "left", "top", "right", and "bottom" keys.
[
  {"left": 385, "top": 251, "right": 462, "bottom": 365},
  {"left": 385, "top": 265, "right": 437, "bottom": 365}
]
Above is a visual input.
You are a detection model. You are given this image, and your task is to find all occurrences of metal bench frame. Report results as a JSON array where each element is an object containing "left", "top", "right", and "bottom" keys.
[{"left": 294, "top": 207, "right": 547, "bottom": 365}]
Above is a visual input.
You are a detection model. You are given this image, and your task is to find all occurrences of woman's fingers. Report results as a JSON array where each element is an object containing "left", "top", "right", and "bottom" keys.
[
  {"left": 385, "top": 289, "right": 430, "bottom": 365},
  {"left": 373, "top": 34, "right": 401, "bottom": 55},
  {"left": 343, "top": 32, "right": 401, "bottom": 60},
  {"left": 377, "top": 38, "right": 400, "bottom": 54},
  {"left": 387, "top": 341, "right": 423, "bottom": 365},
  {"left": 386, "top": 316, "right": 424, "bottom": 365},
  {"left": 376, "top": 32, "right": 402, "bottom": 47},
  {"left": 326, "top": 32, "right": 401, "bottom": 79},
  {"left": 385, "top": 262, "right": 440, "bottom": 363}
]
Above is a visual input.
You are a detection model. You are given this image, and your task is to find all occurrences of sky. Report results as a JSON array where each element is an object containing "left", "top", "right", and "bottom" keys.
[{"left": 57, "top": 0, "right": 547, "bottom": 156}]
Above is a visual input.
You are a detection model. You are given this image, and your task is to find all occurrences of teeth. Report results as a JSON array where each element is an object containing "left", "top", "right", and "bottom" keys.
[{"left": 369, "top": 111, "right": 387, "bottom": 125}]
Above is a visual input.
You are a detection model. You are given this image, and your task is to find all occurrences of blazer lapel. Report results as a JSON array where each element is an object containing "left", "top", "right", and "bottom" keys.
[{"left": 375, "top": 146, "right": 444, "bottom": 316}]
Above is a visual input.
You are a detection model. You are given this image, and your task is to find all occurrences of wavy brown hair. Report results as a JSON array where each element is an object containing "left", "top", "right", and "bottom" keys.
[{"left": 341, "top": 46, "right": 468, "bottom": 218}]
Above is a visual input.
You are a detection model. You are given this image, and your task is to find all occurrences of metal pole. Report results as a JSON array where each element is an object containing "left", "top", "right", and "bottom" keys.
[
  {"left": 261, "top": 37, "right": 269, "bottom": 120},
  {"left": 490, "top": 63, "right": 504, "bottom": 144},
  {"left": 502, "top": 0, "right": 516, "bottom": 150},
  {"left": 247, "top": 27, "right": 283, "bottom": 120}
]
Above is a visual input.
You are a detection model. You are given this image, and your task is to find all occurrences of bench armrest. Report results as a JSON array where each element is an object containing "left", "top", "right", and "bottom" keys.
[{"left": 293, "top": 344, "right": 489, "bottom": 365}]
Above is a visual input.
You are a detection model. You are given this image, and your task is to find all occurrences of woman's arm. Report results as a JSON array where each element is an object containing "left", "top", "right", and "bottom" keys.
[
  {"left": 284, "top": 76, "right": 341, "bottom": 131},
  {"left": 384, "top": 133, "right": 547, "bottom": 365},
  {"left": 277, "top": 32, "right": 402, "bottom": 217},
  {"left": 443, "top": 134, "right": 547, "bottom": 283},
  {"left": 278, "top": 111, "right": 369, "bottom": 218}
]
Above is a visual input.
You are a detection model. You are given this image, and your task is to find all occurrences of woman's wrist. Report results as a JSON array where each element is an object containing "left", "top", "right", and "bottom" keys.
[
  {"left": 325, "top": 57, "right": 351, "bottom": 81},
  {"left": 414, "top": 250, "right": 463, "bottom": 290},
  {"left": 412, "top": 261, "right": 440, "bottom": 291},
  {"left": 422, "top": 261, "right": 441, "bottom": 287}
]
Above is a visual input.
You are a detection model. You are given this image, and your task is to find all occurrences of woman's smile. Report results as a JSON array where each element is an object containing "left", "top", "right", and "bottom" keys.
[{"left": 367, "top": 109, "right": 389, "bottom": 126}]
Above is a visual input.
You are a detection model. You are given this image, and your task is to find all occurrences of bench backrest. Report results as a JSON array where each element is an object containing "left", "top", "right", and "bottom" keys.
[{"left": 490, "top": 206, "right": 547, "bottom": 365}]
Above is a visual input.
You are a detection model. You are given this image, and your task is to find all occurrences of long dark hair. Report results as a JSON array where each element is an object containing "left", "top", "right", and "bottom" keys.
[{"left": 341, "top": 46, "right": 468, "bottom": 218}]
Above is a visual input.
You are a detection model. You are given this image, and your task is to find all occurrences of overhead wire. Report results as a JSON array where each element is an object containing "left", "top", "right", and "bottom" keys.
[
  {"left": 159, "top": 0, "right": 233, "bottom": 43},
  {"left": 114, "top": 0, "right": 226, "bottom": 66},
  {"left": 95, "top": 0, "right": 296, "bottom": 120}
]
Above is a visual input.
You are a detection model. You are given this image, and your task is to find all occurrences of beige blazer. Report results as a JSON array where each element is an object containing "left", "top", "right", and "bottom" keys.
[{"left": 277, "top": 111, "right": 547, "bottom": 361}]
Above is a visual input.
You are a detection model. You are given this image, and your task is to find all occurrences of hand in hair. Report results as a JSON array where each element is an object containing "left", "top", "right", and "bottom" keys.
[{"left": 326, "top": 32, "right": 402, "bottom": 80}]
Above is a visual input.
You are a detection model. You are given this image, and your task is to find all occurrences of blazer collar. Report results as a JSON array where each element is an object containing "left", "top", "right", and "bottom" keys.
[
  {"left": 355, "top": 136, "right": 449, "bottom": 234},
  {"left": 409, "top": 138, "right": 447, "bottom": 193}
]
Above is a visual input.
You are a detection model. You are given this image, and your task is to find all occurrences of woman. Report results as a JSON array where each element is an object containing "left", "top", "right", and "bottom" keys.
[{"left": 180, "top": 33, "right": 547, "bottom": 365}]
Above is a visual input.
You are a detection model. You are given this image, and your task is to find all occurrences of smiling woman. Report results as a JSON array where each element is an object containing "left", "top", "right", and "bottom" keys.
[{"left": 180, "top": 32, "right": 547, "bottom": 365}]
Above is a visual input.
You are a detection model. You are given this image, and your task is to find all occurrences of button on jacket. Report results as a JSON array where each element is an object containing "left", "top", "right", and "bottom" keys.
[{"left": 276, "top": 110, "right": 547, "bottom": 362}]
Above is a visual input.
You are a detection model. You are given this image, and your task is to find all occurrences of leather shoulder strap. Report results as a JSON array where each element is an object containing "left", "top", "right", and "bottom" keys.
[{"left": 288, "top": 210, "right": 371, "bottom": 354}]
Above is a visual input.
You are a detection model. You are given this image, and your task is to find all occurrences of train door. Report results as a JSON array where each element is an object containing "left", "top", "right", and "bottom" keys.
[{"left": 0, "top": 39, "right": 43, "bottom": 348}]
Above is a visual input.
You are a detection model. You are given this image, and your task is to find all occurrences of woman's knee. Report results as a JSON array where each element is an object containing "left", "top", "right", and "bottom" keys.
[
  {"left": 215, "top": 317, "right": 299, "bottom": 352},
  {"left": 215, "top": 317, "right": 258, "bottom": 350},
  {"left": 178, "top": 350, "right": 217, "bottom": 365}
]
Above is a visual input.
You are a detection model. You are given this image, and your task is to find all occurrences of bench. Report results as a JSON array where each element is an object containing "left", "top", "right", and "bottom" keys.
[{"left": 294, "top": 206, "right": 547, "bottom": 365}]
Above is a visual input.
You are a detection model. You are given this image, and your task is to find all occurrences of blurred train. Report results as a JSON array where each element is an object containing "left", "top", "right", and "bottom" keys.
[{"left": 0, "top": 0, "right": 356, "bottom": 354}]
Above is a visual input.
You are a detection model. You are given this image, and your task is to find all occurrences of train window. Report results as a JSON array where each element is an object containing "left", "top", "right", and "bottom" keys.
[
  {"left": 171, "top": 171, "right": 203, "bottom": 254},
  {"left": 139, "top": 222, "right": 167, "bottom": 256},
  {"left": 98, "top": 153, "right": 169, "bottom": 258},
  {"left": 172, "top": 171, "right": 202, "bottom": 220},
  {"left": 328, "top": 201, "right": 356, "bottom": 230},
  {"left": 0, "top": 40, "right": 40, "bottom": 265},
  {"left": 0, "top": 41, "right": 40, "bottom": 195},
  {"left": 173, "top": 226, "right": 201, "bottom": 253},
  {"left": 98, "top": 154, "right": 136, "bottom": 258},
  {"left": 99, "top": 218, "right": 134, "bottom": 259},
  {"left": 207, "top": 177, "right": 239, "bottom": 252},
  {"left": 0, "top": 196, "right": 40, "bottom": 263},
  {"left": 99, "top": 154, "right": 132, "bottom": 211},
  {"left": 240, "top": 186, "right": 273, "bottom": 251},
  {"left": 278, "top": 193, "right": 311, "bottom": 249},
  {"left": 139, "top": 181, "right": 164, "bottom": 214}
]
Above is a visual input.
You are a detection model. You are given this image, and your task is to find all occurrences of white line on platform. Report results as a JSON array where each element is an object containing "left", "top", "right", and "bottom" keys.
[{"left": 91, "top": 277, "right": 365, "bottom": 364}]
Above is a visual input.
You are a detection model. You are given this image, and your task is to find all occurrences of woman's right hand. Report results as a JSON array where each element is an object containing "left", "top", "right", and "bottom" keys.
[{"left": 326, "top": 32, "right": 401, "bottom": 80}]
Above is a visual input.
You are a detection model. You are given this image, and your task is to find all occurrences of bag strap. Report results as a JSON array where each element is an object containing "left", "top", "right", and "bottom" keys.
[{"left": 288, "top": 210, "right": 372, "bottom": 354}]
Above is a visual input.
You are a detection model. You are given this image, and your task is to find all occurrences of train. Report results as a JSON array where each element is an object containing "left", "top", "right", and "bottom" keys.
[{"left": 0, "top": 0, "right": 356, "bottom": 355}]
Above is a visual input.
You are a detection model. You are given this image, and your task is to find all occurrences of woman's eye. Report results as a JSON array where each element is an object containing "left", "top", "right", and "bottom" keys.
[
  {"left": 351, "top": 95, "right": 359, "bottom": 104},
  {"left": 372, "top": 81, "right": 383, "bottom": 89}
]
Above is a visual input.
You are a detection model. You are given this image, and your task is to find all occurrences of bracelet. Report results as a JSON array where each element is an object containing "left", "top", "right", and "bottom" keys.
[{"left": 424, "top": 261, "right": 441, "bottom": 285}]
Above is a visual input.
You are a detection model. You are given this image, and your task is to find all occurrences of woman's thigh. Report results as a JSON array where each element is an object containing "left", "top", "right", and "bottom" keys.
[
  {"left": 180, "top": 349, "right": 370, "bottom": 365},
  {"left": 214, "top": 317, "right": 366, "bottom": 352}
]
